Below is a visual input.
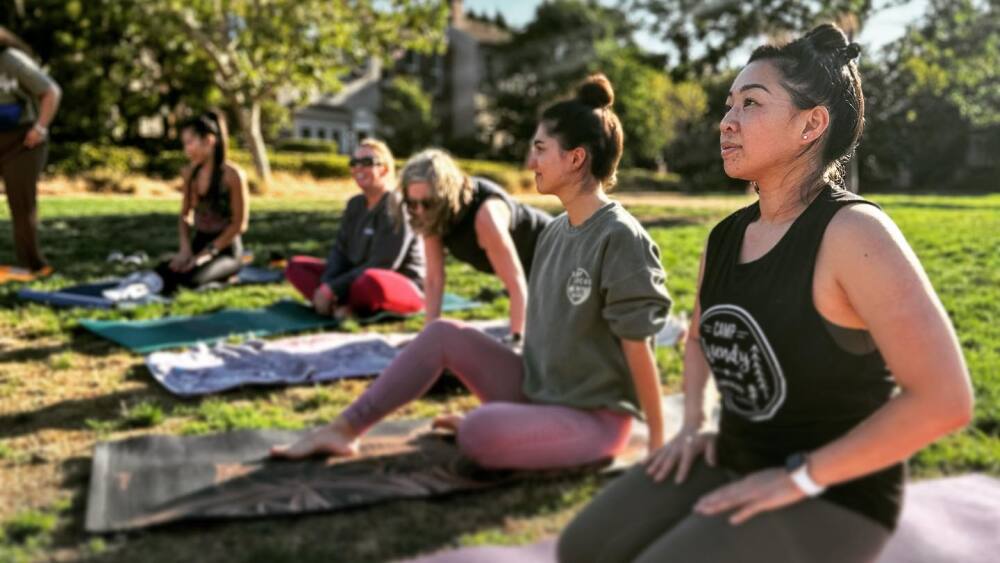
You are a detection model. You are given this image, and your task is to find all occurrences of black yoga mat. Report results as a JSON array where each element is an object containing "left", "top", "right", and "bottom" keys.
[{"left": 85, "top": 418, "right": 649, "bottom": 533}]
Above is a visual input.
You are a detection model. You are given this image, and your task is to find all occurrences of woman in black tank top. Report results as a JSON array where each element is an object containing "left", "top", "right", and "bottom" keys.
[
  {"left": 153, "top": 112, "right": 249, "bottom": 295},
  {"left": 394, "top": 149, "right": 552, "bottom": 341},
  {"left": 559, "top": 24, "right": 972, "bottom": 563}
]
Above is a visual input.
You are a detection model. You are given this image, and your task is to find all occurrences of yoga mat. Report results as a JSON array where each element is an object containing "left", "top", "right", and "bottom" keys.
[
  {"left": 81, "top": 293, "right": 484, "bottom": 353},
  {"left": 17, "top": 267, "right": 285, "bottom": 310},
  {"left": 401, "top": 474, "right": 1000, "bottom": 563},
  {"left": 80, "top": 300, "right": 339, "bottom": 354},
  {"left": 145, "top": 321, "right": 509, "bottom": 396},
  {"left": 84, "top": 414, "right": 655, "bottom": 533},
  {"left": 0, "top": 265, "right": 41, "bottom": 284}
]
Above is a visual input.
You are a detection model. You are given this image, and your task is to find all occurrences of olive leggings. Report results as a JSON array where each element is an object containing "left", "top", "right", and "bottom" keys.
[{"left": 558, "top": 460, "right": 891, "bottom": 563}]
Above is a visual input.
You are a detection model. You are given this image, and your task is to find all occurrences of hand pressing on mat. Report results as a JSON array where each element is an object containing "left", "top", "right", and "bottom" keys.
[
  {"left": 312, "top": 284, "right": 336, "bottom": 316},
  {"left": 270, "top": 419, "right": 360, "bottom": 459},
  {"left": 431, "top": 413, "right": 464, "bottom": 433}
]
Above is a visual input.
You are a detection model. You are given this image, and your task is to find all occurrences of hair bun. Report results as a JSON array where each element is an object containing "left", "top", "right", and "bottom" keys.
[
  {"left": 577, "top": 74, "right": 614, "bottom": 109},
  {"left": 840, "top": 42, "right": 862, "bottom": 64}
]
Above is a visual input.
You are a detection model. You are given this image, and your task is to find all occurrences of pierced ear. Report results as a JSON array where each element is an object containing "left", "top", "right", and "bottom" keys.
[{"left": 800, "top": 106, "right": 830, "bottom": 145}]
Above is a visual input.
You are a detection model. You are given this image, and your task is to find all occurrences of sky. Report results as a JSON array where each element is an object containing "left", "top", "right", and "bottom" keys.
[{"left": 464, "top": 0, "right": 929, "bottom": 62}]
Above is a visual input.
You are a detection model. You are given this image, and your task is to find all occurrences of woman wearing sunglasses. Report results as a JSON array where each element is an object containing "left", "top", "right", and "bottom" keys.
[
  {"left": 273, "top": 74, "right": 673, "bottom": 475},
  {"left": 284, "top": 139, "right": 425, "bottom": 318},
  {"left": 395, "top": 148, "right": 552, "bottom": 343}
]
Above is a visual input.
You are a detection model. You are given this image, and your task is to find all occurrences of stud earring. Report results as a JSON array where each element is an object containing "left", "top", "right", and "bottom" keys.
[{"left": 802, "top": 134, "right": 808, "bottom": 140}]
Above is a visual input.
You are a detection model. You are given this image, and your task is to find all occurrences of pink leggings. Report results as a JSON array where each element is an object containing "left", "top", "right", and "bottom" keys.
[{"left": 343, "top": 319, "right": 633, "bottom": 470}]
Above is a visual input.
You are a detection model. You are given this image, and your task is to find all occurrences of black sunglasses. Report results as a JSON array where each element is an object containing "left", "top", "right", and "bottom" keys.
[
  {"left": 404, "top": 197, "right": 436, "bottom": 211},
  {"left": 349, "top": 156, "right": 380, "bottom": 167}
]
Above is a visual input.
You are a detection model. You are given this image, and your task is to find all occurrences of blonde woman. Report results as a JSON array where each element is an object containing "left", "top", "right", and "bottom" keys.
[
  {"left": 395, "top": 149, "right": 552, "bottom": 342},
  {"left": 284, "top": 139, "right": 425, "bottom": 318}
]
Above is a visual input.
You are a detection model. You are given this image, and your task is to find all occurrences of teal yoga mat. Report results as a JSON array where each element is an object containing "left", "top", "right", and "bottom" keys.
[{"left": 80, "top": 294, "right": 483, "bottom": 353}]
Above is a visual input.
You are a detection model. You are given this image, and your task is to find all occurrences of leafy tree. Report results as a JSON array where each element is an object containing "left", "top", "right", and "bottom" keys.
[
  {"left": 7, "top": 0, "right": 218, "bottom": 145},
  {"left": 631, "top": 0, "right": 877, "bottom": 74},
  {"left": 137, "top": 0, "right": 448, "bottom": 185},
  {"left": 378, "top": 75, "right": 435, "bottom": 158},
  {"left": 860, "top": 0, "right": 1000, "bottom": 189},
  {"left": 488, "top": 0, "right": 705, "bottom": 170}
]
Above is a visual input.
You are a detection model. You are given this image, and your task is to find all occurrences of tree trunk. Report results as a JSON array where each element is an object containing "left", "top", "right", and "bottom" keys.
[{"left": 234, "top": 101, "right": 272, "bottom": 189}]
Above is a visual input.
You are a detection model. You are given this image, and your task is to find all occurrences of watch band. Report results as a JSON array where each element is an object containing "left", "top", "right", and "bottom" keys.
[
  {"left": 789, "top": 461, "right": 826, "bottom": 497},
  {"left": 33, "top": 123, "right": 48, "bottom": 138}
]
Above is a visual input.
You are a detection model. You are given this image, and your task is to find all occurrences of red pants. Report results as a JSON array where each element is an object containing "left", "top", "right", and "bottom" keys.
[{"left": 284, "top": 255, "right": 423, "bottom": 316}]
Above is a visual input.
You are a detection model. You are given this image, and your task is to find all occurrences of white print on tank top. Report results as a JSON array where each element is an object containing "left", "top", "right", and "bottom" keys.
[
  {"left": 0, "top": 75, "right": 17, "bottom": 95},
  {"left": 566, "top": 268, "right": 592, "bottom": 305},
  {"left": 699, "top": 304, "right": 786, "bottom": 421}
]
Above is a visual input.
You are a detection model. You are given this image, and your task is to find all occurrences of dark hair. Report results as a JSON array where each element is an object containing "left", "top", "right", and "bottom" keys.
[
  {"left": 540, "top": 74, "right": 624, "bottom": 188},
  {"left": 748, "top": 23, "right": 864, "bottom": 191},
  {"left": 181, "top": 111, "right": 229, "bottom": 206},
  {"left": 0, "top": 26, "right": 33, "bottom": 56}
]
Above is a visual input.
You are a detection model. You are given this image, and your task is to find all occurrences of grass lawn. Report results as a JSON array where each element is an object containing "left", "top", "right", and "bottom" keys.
[{"left": 0, "top": 191, "right": 997, "bottom": 562}]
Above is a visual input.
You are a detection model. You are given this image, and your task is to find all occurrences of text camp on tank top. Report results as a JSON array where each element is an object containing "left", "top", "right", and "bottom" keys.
[
  {"left": 441, "top": 178, "right": 551, "bottom": 277},
  {"left": 188, "top": 162, "right": 232, "bottom": 234},
  {"left": 699, "top": 185, "right": 903, "bottom": 530}
]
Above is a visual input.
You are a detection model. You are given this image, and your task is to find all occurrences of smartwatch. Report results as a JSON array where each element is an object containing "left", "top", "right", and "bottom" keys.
[{"left": 785, "top": 452, "right": 826, "bottom": 497}]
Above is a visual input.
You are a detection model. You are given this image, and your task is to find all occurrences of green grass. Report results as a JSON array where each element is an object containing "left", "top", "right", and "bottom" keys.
[{"left": 0, "top": 191, "right": 997, "bottom": 562}]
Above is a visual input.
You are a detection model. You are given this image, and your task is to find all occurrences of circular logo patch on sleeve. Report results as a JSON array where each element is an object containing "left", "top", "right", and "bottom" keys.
[
  {"left": 698, "top": 304, "right": 787, "bottom": 421},
  {"left": 566, "top": 268, "right": 593, "bottom": 305}
]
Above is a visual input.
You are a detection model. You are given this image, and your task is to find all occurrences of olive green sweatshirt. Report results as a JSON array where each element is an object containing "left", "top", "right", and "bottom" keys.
[{"left": 522, "top": 201, "right": 672, "bottom": 418}]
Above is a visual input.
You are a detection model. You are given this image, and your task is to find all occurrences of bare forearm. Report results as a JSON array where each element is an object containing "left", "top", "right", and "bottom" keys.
[
  {"left": 809, "top": 389, "right": 970, "bottom": 488},
  {"left": 424, "top": 276, "right": 443, "bottom": 322},
  {"left": 681, "top": 334, "right": 712, "bottom": 429},
  {"left": 177, "top": 219, "right": 192, "bottom": 252},
  {"left": 506, "top": 276, "right": 527, "bottom": 335},
  {"left": 36, "top": 86, "right": 60, "bottom": 128},
  {"left": 624, "top": 339, "right": 665, "bottom": 449}
]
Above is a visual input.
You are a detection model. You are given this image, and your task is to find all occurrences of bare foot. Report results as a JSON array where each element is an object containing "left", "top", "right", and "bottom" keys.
[
  {"left": 431, "top": 413, "right": 464, "bottom": 433},
  {"left": 270, "top": 422, "right": 360, "bottom": 459}
]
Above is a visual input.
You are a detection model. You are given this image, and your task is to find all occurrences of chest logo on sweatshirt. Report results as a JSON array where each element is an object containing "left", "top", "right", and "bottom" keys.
[
  {"left": 566, "top": 268, "right": 592, "bottom": 305},
  {"left": 699, "top": 304, "right": 786, "bottom": 421}
]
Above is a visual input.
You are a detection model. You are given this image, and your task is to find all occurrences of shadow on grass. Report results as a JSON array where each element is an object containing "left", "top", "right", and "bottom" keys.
[
  {"left": 0, "top": 209, "right": 341, "bottom": 283},
  {"left": 0, "top": 387, "right": 164, "bottom": 441},
  {"left": 79, "top": 473, "right": 606, "bottom": 563}
]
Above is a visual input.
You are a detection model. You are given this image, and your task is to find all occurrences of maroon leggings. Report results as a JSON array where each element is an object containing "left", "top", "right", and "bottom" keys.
[
  {"left": 342, "top": 319, "right": 633, "bottom": 470},
  {"left": 285, "top": 255, "right": 423, "bottom": 315}
]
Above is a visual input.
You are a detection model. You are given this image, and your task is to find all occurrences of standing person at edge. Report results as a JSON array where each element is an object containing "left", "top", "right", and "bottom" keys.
[
  {"left": 395, "top": 149, "right": 552, "bottom": 344},
  {"left": 284, "top": 139, "right": 425, "bottom": 318},
  {"left": 271, "top": 74, "right": 673, "bottom": 471},
  {"left": 0, "top": 27, "right": 60, "bottom": 274},
  {"left": 153, "top": 112, "right": 249, "bottom": 295},
  {"left": 558, "top": 24, "right": 973, "bottom": 563}
]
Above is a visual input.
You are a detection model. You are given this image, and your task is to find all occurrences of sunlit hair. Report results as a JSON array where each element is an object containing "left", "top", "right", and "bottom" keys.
[
  {"left": 358, "top": 138, "right": 396, "bottom": 178},
  {"left": 393, "top": 148, "right": 473, "bottom": 236},
  {"left": 748, "top": 23, "right": 864, "bottom": 195}
]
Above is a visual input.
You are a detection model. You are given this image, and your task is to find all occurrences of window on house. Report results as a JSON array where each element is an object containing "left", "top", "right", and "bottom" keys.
[
  {"left": 301, "top": 126, "right": 312, "bottom": 139},
  {"left": 317, "top": 128, "right": 327, "bottom": 140}
]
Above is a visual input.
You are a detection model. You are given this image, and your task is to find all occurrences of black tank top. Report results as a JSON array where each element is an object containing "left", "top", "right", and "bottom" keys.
[
  {"left": 699, "top": 185, "right": 903, "bottom": 530},
  {"left": 442, "top": 178, "right": 552, "bottom": 276}
]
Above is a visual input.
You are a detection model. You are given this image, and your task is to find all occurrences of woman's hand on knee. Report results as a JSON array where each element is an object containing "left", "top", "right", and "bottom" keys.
[
  {"left": 645, "top": 426, "right": 716, "bottom": 484},
  {"left": 694, "top": 468, "right": 805, "bottom": 525}
]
